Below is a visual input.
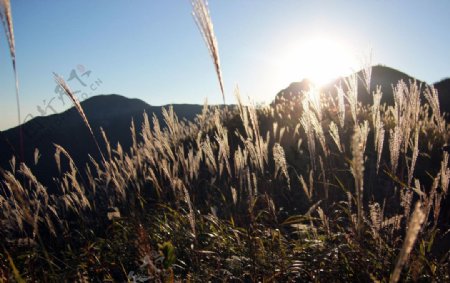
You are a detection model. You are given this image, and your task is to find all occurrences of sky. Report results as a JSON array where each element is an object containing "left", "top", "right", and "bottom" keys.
[{"left": 0, "top": 0, "right": 449, "bottom": 130}]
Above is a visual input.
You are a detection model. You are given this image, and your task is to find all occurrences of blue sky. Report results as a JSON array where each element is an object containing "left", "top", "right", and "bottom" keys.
[{"left": 0, "top": 0, "right": 449, "bottom": 130}]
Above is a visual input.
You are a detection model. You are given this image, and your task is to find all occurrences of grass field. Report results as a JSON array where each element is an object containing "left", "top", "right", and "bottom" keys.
[{"left": 0, "top": 0, "right": 449, "bottom": 281}]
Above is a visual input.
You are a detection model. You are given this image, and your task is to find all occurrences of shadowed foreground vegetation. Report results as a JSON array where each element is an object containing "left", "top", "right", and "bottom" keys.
[{"left": 0, "top": 76, "right": 449, "bottom": 282}]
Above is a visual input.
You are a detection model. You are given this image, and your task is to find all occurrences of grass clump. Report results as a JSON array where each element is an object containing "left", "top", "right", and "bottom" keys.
[{"left": 0, "top": 76, "right": 449, "bottom": 281}]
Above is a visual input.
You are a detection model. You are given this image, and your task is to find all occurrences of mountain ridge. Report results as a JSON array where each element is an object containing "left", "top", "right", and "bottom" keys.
[
  {"left": 275, "top": 65, "right": 449, "bottom": 113},
  {"left": 0, "top": 65, "right": 449, "bottom": 188},
  {"left": 0, "top": 94, "right": 205, "bottom": 188}
]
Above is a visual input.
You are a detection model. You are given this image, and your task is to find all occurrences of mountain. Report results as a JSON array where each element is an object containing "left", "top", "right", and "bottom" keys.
[
  {"left": 0, "top": 94, "right": 204, "bottom": 188},
  {"left": 274, "top": 65, "right": 450, "bottom": 116},
  {"left": 1, "top": 66, "right": 449, "bottom": 189},
  {"left": 434, "top": 78, "right": 450, "bottom": 115}
]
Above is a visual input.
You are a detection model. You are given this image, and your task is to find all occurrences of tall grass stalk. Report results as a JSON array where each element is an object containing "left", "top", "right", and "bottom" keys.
[
  {"left": 0, "top": 0, "right": 23, "bottom": 159},
  {"left": 351, "top": 121, "right": 369, "bottom": 235},
  {"left": 53, "top": 72, "right": 106, "bottom": 164},
  {"left": 191, "top": 0, "right": 225, "bottom": 103},
  {"left": 390, "top": 202, "right": 425, "bottom": 283},
  {"left": 344, "top": 73, "right": 358, "bottom": 124}
]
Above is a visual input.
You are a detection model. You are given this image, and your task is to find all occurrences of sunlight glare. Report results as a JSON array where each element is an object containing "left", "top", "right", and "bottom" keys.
[{"left": 277, "top": 36, "right": 358, "bottom": 87}]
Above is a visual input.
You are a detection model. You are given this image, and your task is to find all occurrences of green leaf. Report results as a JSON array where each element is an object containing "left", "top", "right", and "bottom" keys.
[
  {"left": 6, "top": 251, "right": 25, "bottom": 283},
  {"left": 158, "top": 241, "right": 176, "bottom": 269}
]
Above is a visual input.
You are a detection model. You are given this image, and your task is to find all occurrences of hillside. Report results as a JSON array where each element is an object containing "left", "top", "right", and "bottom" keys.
[
  {"left": 1, "top": 66, "right": 449, "bottom": 188},
  {"left": 275, "top": 65, "right": 450, "bottom": 117},
  {"left": 0, "top": 94, "right": 204, "bottom": 188},
  {"left": 434, "top": 78, "right": 450, "bottom": 116},
  {"left": 0, "top": 67, "right": 449, "bottom": 281}
]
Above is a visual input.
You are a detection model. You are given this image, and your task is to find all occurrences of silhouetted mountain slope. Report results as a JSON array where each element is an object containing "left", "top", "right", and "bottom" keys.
[
  {"left": 434, "top": 78, "right": 450, "bottom": 116},
  {"left": 1, "top": 66, "right": 449, "bottom": 189},
  {"left": 360, "top": 65, "right": 425, "bottom": 104},
  {"left": 276, "top": 65, "right": 428, "bottom": 103},
  {"left": 273, "top": 78, "right": 313, "bottom": 103},
  {"left": 0, "top": 94, "right": 203, "bottom": 188}
]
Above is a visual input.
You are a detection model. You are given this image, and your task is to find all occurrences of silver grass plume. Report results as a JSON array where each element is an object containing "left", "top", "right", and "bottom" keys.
[
  {"left": 351, "top": 122, "right": 369, "bottom": 235},
  {"left": 440, "top": 152, "right": 449, "bottom": 194},
  {"left": 335, "top": 83, "right": 346, "bottom": 128},
  {"left": 390, "top": 202, "right": 425, "bottom": 283},
  {"left": 54, "top": 144, "right": 77, "bottom": 174},
  {"left": 369, "top": 202, "right": 382, "bottom": 237},
  {"left": 402, "top": 82, "right": 421, "bottom": 155},
  {"left": 319, "top": 155, "right": 329, "bottom": 200},
  {"left": 310, "top": 109, "right": 328, "bottom": 157},
  {"left": 273, "top": 143, "right": 290, "bottom": 188},
  {"left": 0, "top": 0, "right": 23, "bottom": 158},
  {"left": 180, "top": 182, "right": 196, "bottom": 238},
  {"left": 33, "top": 148, "right": 40, "bottom": 166},
  {"left": 235, "top": 88, "right": 252, "bottom": 139},
  {"left": 214, "top": 109, "right": 231, "bottom": 176},
  {"left": 389, "top": 82, "right": 404, "bottom": 175},
  {"left": 359, "top": 48, "right": 373, "bottom": 94},
  {"left": 424, "top": 85, "right": 446, "bottom": 134},
  {"left": 304, "top": 85, "right": 322, "bottom": 121},
  {"left": 300, "top": 99, "right": 316, "bottom": 169},
  {"left": 376, "top": 125, "right": 385, "bottom": 174},
  {"left": 389, "top": 125, "right": 402, "bottom": 174},
  {"left": 329, "top": 121, "right": 342, "bottom": 153},
  {"left": 372, "top": 86, "right": 385, "bottom": 173},
  {"left": 344, "top": 73, "right": 358, "bottom": 124},
  {"left": 298, "top": 172, "right": 313, "bottom": 202},
  {"left": 316, "top": 206, "right": 330, "bottom": 235},
  {"left": 53, "top": 72, "right": 106, "bottom": 164},
  {"left": 202, "top": 135, "right": 217, "bottom": 174},
  {"left": 400, "top": 188, "right": 413, "bottom": 223},
  {"left": 372, "top": 86, "right": 382, "bottom": 128},
  {"left": 407, "top": 129, "right": 419, "bottom": 185},
  {"left": 230, "top": 186, "right": 237, "bottom": 205},
  {"left": 358, "top": 120, "right": 370, "bottom": 154},
  {"left": 191, "top": 0, "right": 225, "bottom": 103},
  {"left": 0, "top": 0, "right": 15, "bottom": 82}
]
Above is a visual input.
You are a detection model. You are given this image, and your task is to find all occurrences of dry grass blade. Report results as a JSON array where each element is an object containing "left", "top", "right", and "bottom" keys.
[
  {"left": 53, "top": 72, "right": 106, "bottom": 163},
  {"left": 0, "top": 0, "right": 17, "bottom": 107},
  {"left": 0, "top": 0, "right": 14, "bottom": 58},
  {"left": 297, "top": 172, "right": 313, "bottom": 202},
  {"left": 329, "top": 121, "right": 342, "bottom": 153},
  {"left": 273, "top": 143, "right": 290, "bottom": 188},
  {"left": 359, "top": 48, "right": 373, "bottom": 94},
  {"left": 390, "top": 202, "right": 425, "bottom": 283},
  {"left": 191, "top": 0, "right": 225, "bottom": 103},
  {"left": 33, "top": 148, "right": 40, "bottom": 165},
  {"left": 5, "top": 250, "right": 25, "bottom": 283},
  {"left": 351, "top": 122, "right": 369, "bottom": 235}
]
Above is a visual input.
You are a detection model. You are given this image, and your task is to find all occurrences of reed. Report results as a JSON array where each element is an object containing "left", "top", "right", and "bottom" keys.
[
  {"left": 0, "top": 0, "right": 23, "bottom": 159},
  {"left": 191, "top": 0, "right": 225, "bottom": 103},
  {"left": 390, "top": 202, "right": 425, "bottom": 283},
  {"left": 53, "top": 72, "right": 106, "bottom": 164}
]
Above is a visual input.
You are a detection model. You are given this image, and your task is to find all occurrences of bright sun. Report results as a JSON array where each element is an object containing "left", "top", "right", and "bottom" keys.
[{"left": 276, "top": 36, "right": 359, "bottom": 87}]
